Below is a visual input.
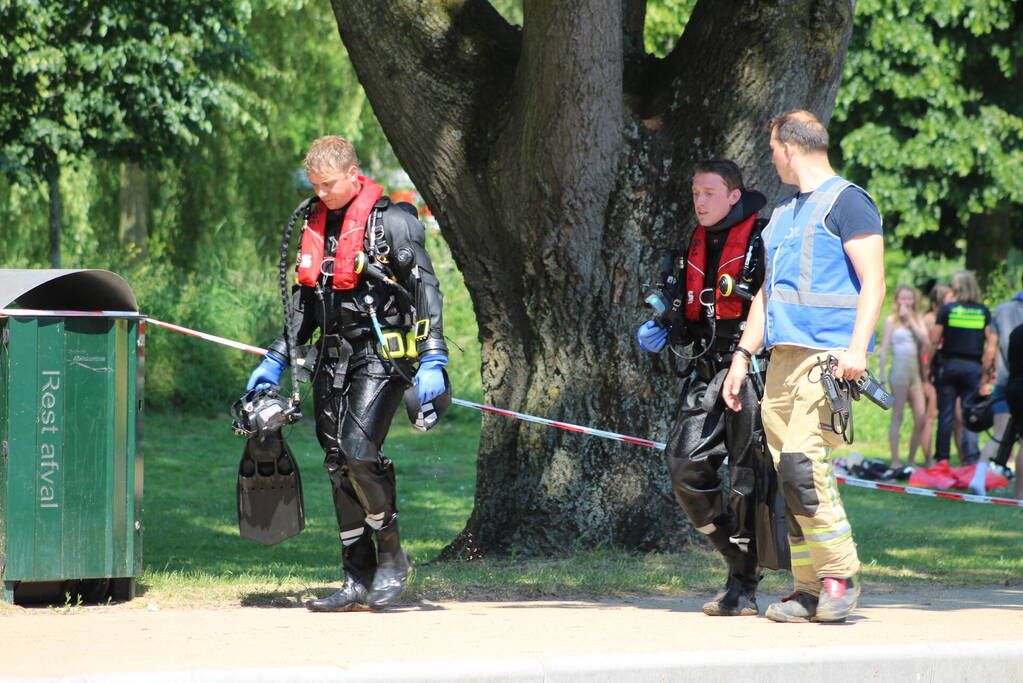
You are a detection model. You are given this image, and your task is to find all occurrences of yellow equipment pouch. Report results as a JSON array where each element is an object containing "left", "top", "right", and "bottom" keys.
[
  {"left": 380, "top": 320, "right": 429, "bottom": 359},
  {"left": 379, "top": 331, "right": 405, "bottom": 358},
  {"left": 404, "top": 330, "right": 419, "bottom": 359}
]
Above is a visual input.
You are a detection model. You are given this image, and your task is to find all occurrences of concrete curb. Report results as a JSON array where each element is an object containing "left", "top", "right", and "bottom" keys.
[{"left": 5, "top": 640, "right": 1022, "bottom": 683}]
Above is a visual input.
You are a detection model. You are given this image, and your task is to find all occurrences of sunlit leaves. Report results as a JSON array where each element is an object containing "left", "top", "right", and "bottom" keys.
[
  {"left": 0, "top": 0, "right": 260, "bottom": 179},
  {"left": 643, "top": 0, "right": 696, "bottom": 58},
  {"left": 832, "top": 0, "right": 1023, "bottom": 253}
]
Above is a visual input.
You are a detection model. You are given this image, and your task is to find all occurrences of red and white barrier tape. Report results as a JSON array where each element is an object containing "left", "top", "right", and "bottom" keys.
[
  {"left": 450, "top": 397, "right": 667, "bottom": 450},
  {"left": 7, "top": 309, "right": 1019, "bottom": 507},
  {"left": 835, "top": 475, "right": 1023, "bottom": 507},
  {"left": 144, "top": 318, "right": 268, "bottom": 355},
  {"left": 1, "top": 311, "right": 265, "bottom": 356},
  {"left": 145, "top": 319, "right": 667, "bottom": 449}
]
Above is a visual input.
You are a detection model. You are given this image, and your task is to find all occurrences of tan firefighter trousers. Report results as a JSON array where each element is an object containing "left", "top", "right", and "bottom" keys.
[{"left": 761, "top": 345, "right": 861, "bottom": 596}]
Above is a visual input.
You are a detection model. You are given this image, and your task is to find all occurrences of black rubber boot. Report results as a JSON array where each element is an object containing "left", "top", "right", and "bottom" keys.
[
  {"left": 702, "top": 546, "right": 760, "bottom": 616},
  {"left": 342, "top": 533, "right": 378, "bottom": 588},
  {"left": 306, "top": 572, "right": 368, "bottom": 612},
  {"left": 367, "top": 549, "right": 412, "bottom": 610}
]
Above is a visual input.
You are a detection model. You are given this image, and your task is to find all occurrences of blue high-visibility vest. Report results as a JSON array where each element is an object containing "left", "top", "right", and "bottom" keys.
[{"left": 762, "top": 176, "right": 875, "bottom": 352}]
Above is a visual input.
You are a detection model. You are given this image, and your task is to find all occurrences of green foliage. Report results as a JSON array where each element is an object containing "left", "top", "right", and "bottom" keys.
[
  {"left": 490, "top": 0, "right": 694, "bottom": 59},
  {"left": 0, "top": 173, "right": 49, "bottom": 266},
  {"left": 131, "top": 245, "right": 281, "bottom": 414},
  {"left": 237, "top": 0, "right": 395, "bottom": 170},
  {"left": 489, "top": 0, "right": 522, "bottom": 26},
  {"left": 643, "top": 0, "right": 695, "bottom": 58},
  {"left": 0, "top": 0, "right": 260, "bottom": 178},
  {"left": 426, "top": 231, "right": 484, "bottom": 406},
  {"left": 129, "top": 0, "right": 414, "bottom": 411},
  {"left": 983, "top": 247, "right": 1023, "bottom": 306},
  {"left": 832, "top": 0, "right": 1023, "bottom": 257}
]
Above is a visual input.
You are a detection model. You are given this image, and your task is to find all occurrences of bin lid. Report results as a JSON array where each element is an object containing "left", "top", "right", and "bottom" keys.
[{"left": 0, "top": 269, "right": 138, "bottom": 312}]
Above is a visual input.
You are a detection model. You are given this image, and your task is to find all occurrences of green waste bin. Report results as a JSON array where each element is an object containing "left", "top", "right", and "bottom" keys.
[{"left": 0, "top": 269, "right": 143, "bottom": 604}]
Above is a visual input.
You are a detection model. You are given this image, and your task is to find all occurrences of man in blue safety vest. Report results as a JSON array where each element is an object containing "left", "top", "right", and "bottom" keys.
[{"left": 722, "top": 110, "right": 886, "bottom": 623}]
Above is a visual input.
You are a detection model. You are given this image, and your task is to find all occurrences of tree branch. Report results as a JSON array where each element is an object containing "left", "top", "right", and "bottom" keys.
[
  {"left": 497, "top": 0, "right": 624, "bottom": 279},
  {"left": 622, "top": 0, "right": 648, "bottom": 60},
  {"left": 329, "top": 0, "right": 519, "bottom": 210},
  {"left": 634, "top": 0, "right": 855, "bottom": 196}
]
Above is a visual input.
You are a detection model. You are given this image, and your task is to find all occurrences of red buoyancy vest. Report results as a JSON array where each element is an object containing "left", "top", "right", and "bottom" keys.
[
  {"left": 296, "top": 176, "right": 383, "bottom": 290},
  {"left": 684, "top": 213, "right": 757, "bottom": 321}
]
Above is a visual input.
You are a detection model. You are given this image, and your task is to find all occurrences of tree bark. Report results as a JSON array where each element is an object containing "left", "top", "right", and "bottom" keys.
[
  {"left": 330, "top": 0, "right": 856, "bottom": 555},
  {"left": 46, "top": 160, "right": 62, "bottom": 268},
  {"left": 118, "top": 162, "right": 149, "bottom": 262},
  {"left": 965, "top": 206, "right": 1015, "bottom": 292}
]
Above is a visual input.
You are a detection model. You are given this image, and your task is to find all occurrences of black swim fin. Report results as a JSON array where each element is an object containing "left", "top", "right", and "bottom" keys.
[{"left": 237, "top": 430, "right": 305, "bottom": 546}]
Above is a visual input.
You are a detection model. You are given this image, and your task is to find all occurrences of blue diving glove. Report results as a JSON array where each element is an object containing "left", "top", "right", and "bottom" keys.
[
  {"left": 246, "top": 354, "right": 287, "bottom": 391},
  {"left": 636, "top": 320, "right": 668, "bottom": 353},
  {"left": 415, "top": 354, "right": 448, "bottom": 404}
]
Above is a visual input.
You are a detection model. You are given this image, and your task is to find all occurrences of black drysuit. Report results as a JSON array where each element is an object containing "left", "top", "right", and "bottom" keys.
[
  {"left": 659, "top": 191, "right": 788, "bottom": 582},
  {"left": 267, "top": 197, "right": 447, "bottom": 584}
]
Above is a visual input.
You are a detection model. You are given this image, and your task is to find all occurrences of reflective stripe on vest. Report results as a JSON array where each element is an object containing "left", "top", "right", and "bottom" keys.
[
  {"left": 947, "top": 305, "right": 986, "bottom": 330},
  {"left": 762, "top": 175, "right": 875, "bottom": 351}
]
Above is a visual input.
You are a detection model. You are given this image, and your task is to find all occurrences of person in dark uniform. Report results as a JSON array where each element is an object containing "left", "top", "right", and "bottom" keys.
[
  {"left": 637, "top": 159, "right": 785, "bottom": 617},
  {"left": 929, "top": 270, "right": 998, "bottom": 466},
  {"left": 246, "top": 135, "right": 448, "bottom": 611}
]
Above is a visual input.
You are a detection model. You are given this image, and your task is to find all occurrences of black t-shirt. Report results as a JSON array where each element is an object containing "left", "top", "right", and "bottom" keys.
[
  {"left": 936, "top": 301, "right": 991, "bottom": 362},
  {"left": 1008, "top": 323, "right": 1023, "bottom": 380},
  {"left": 793, "top": 185, "right": 883, "bottom": 242}
]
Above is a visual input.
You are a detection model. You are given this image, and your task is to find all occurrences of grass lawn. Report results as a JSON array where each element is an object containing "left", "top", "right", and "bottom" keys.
[{"left": 135, "top": 404, "right": 1023, "bottom": 609}]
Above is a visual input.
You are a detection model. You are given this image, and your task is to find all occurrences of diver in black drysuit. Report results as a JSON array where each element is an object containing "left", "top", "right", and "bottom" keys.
[
  {"left": 253, "top": 195, "right": 447, "bottom": 612},
  {"left": 638, "top": 173, "right": 787, "bottom": 616}
]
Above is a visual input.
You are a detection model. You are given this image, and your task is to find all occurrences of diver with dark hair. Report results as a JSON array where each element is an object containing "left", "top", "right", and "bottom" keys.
[
  {"left": 637, "top": 159, "right": 787, "bottom": 617},
  {"left": 245, "top": 135, "right": 449, "bottom": 612}
]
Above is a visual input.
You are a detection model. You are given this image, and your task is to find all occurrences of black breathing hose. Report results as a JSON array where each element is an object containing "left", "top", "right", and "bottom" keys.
[{"left": 279, "top": 196, "right": 317, "bottom": 405}]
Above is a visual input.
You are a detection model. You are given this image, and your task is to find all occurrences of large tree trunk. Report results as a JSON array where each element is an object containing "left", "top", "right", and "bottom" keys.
[
  {"left": 330, "top": 0, "right": 856, "bottom": 555},
  {"left": 965, "top": 206, "right": 1016, "bottom": 292}
]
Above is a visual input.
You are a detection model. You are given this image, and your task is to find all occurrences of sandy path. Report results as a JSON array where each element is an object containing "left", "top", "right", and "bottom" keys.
[{"left": 2, "top": 586, "right": 1022, "bottom": 678}]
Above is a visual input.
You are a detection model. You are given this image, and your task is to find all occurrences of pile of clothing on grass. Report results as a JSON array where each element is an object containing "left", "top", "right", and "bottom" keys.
[
  {"left": 831, "top": 453, "right": 1010, "bottom": 491},
  {"left": 832, "top": 453, "right": 903, "bottom": 481}
]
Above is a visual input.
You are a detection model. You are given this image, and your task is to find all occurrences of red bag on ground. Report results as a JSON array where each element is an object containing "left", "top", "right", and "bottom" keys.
[
  {"left": 907, "top": 461, "right": 1010, "bottom": 491},
  {"left": 908, "top": 461, "right": 957, "bottom": 489}
]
